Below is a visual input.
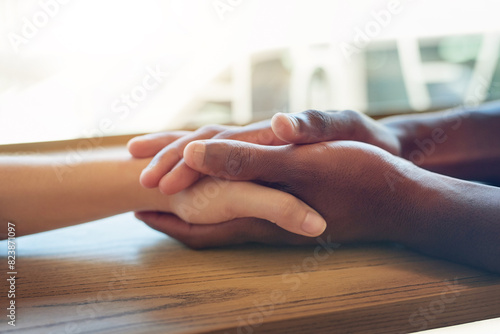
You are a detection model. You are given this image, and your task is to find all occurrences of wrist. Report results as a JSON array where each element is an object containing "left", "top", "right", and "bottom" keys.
[
  {"left": 388, "top": 166, "right": 441, "bottom": 244},
  {"left": 379, "top": 116, "right": 417, "bottom": 160},
  {"left": 346, "top": 149, "right": 427, "bottom": 243},
  {"left": 373, "top": 157, "right": 438, "bottom": 244}
]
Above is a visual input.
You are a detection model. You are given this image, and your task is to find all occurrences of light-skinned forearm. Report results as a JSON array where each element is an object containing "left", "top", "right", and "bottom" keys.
[
  {"left": 381, "top": 100, "right": 500, "bottom": 184},
  {"left": 0, "top": 148, "right": 167, "bottom": 238}
]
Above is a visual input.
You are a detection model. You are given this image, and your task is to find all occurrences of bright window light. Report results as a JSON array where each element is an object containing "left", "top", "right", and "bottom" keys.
[{"left": 1, "top": 0, "right": 499, "bottom": 145}]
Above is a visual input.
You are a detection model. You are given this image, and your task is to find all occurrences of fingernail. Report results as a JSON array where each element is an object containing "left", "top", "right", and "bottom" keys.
[
  {"left": 301, "top": 213, "right": 327, "bottom": 236},
  {"left": 272, "top": 113, "right": 299, "bottom": 136},
  {"left": 128, "top": 136, "right": 146, "bottom": 147},
  {"left": 189, "top": 141, "right": 206, "bottom": 168}
]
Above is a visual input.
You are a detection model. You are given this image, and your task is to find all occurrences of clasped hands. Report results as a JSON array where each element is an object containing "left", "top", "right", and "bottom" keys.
[{"left": 128, "top": 110, "right": 423, "bottom": 248}]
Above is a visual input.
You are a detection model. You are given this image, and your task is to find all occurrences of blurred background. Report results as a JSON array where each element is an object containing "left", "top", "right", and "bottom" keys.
[{"left": 1, "top": 0, "right": 500, "bottom": 145}]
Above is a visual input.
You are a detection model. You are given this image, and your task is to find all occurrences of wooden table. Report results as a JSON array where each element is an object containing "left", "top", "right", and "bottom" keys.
[{"left": 1, "top": 213, "right": 500, "bottom": 334}]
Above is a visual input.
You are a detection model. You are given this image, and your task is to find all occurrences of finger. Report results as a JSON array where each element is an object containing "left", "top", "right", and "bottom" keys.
[
  {"left": 127, "top": 131, "right": 191, "bottom": 158},
  {"left": 134, "top": 211, "right": 257, "bottom": 248},
  {"left": 214, "top": 119, "right": 287, "bottom": 146},
  {"left": 183, "top": 140, "right": 289, "bottom": 183},
  {"left": 158, "top": 160, "right": 203, "bottom": 195},
  {"left": 157, "top": 121, "right": 287, "bottom": 194},
  {"left": 178, "top": 180, "right": 327, "bottom": 237},
  {"left": 140, "top": 125, "right": 228, "bottom": 188},
  {"left": 134, "top": 211, "right": 312, "bottom": 249},
  {"left": 271, "top": 109, "right": 368, "bottom": 144},
  {"left": 235, "top": 184, "right": 327, "bottom": 237}
]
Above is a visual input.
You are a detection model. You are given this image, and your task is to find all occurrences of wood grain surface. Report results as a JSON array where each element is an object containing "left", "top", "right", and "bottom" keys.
[{"left": 1, "top": 213, "right": 499, "bottom": 334}]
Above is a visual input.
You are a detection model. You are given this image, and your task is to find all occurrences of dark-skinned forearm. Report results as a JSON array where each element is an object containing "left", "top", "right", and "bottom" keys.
[
  {"left": 397, "top": 169, "right": 500, "bottom": 273},
  {"left": 381, "top": 101, "right": 500, "bottom": 184}
]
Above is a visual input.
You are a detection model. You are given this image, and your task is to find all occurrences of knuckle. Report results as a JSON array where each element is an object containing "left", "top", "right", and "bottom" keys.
[
  {"left": 213, "top": 129, "right": 235, "bottom": 140},
  {"left": 339, "top": 109, "right": 365, "bottom": 138},
  {"left": 224, "top": 143, "right": 253, "bottom": 177},
  {"left": 171, "top": 143, "right": 184, "bottom": 160},
  {"left": 199, "top": 124, "right": 226, "bottom": 135},
  {"left": 170, "top": 131, "right": 190, "bottom": 140},
  {"left": 275, "top": 194, "right": 299, "bottom": 221},
  {"left": 219, "top": 185, "right": 236, "bottom": 219},
  {"left": 176, "top": 125, "right": 227, "bottom": 158},
  {"left": 301, "top": 109, "right": 333, "bottom": 141},
  {"left": 340, "top": 109, "right": 360, "bottom": 119},
  {"left": 304, "top": 109, "right": 331, "bottom": 131},
  {"left": 221, "top": 202, "right": 235, "bottom": 221},
  {"left": 288, "top": 143, "right": 329, "bottom": 180},
  {"left": 341, "top": 109, "right": 363, "bottom": 125}
]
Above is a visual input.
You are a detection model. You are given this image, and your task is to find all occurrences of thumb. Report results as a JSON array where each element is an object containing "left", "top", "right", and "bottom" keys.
[
  {"left": 271, "top": 109, "right": 367, "bottom": 144},
  {"left": 183, "top": 139, "right": 288, "bottom": 183}
]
